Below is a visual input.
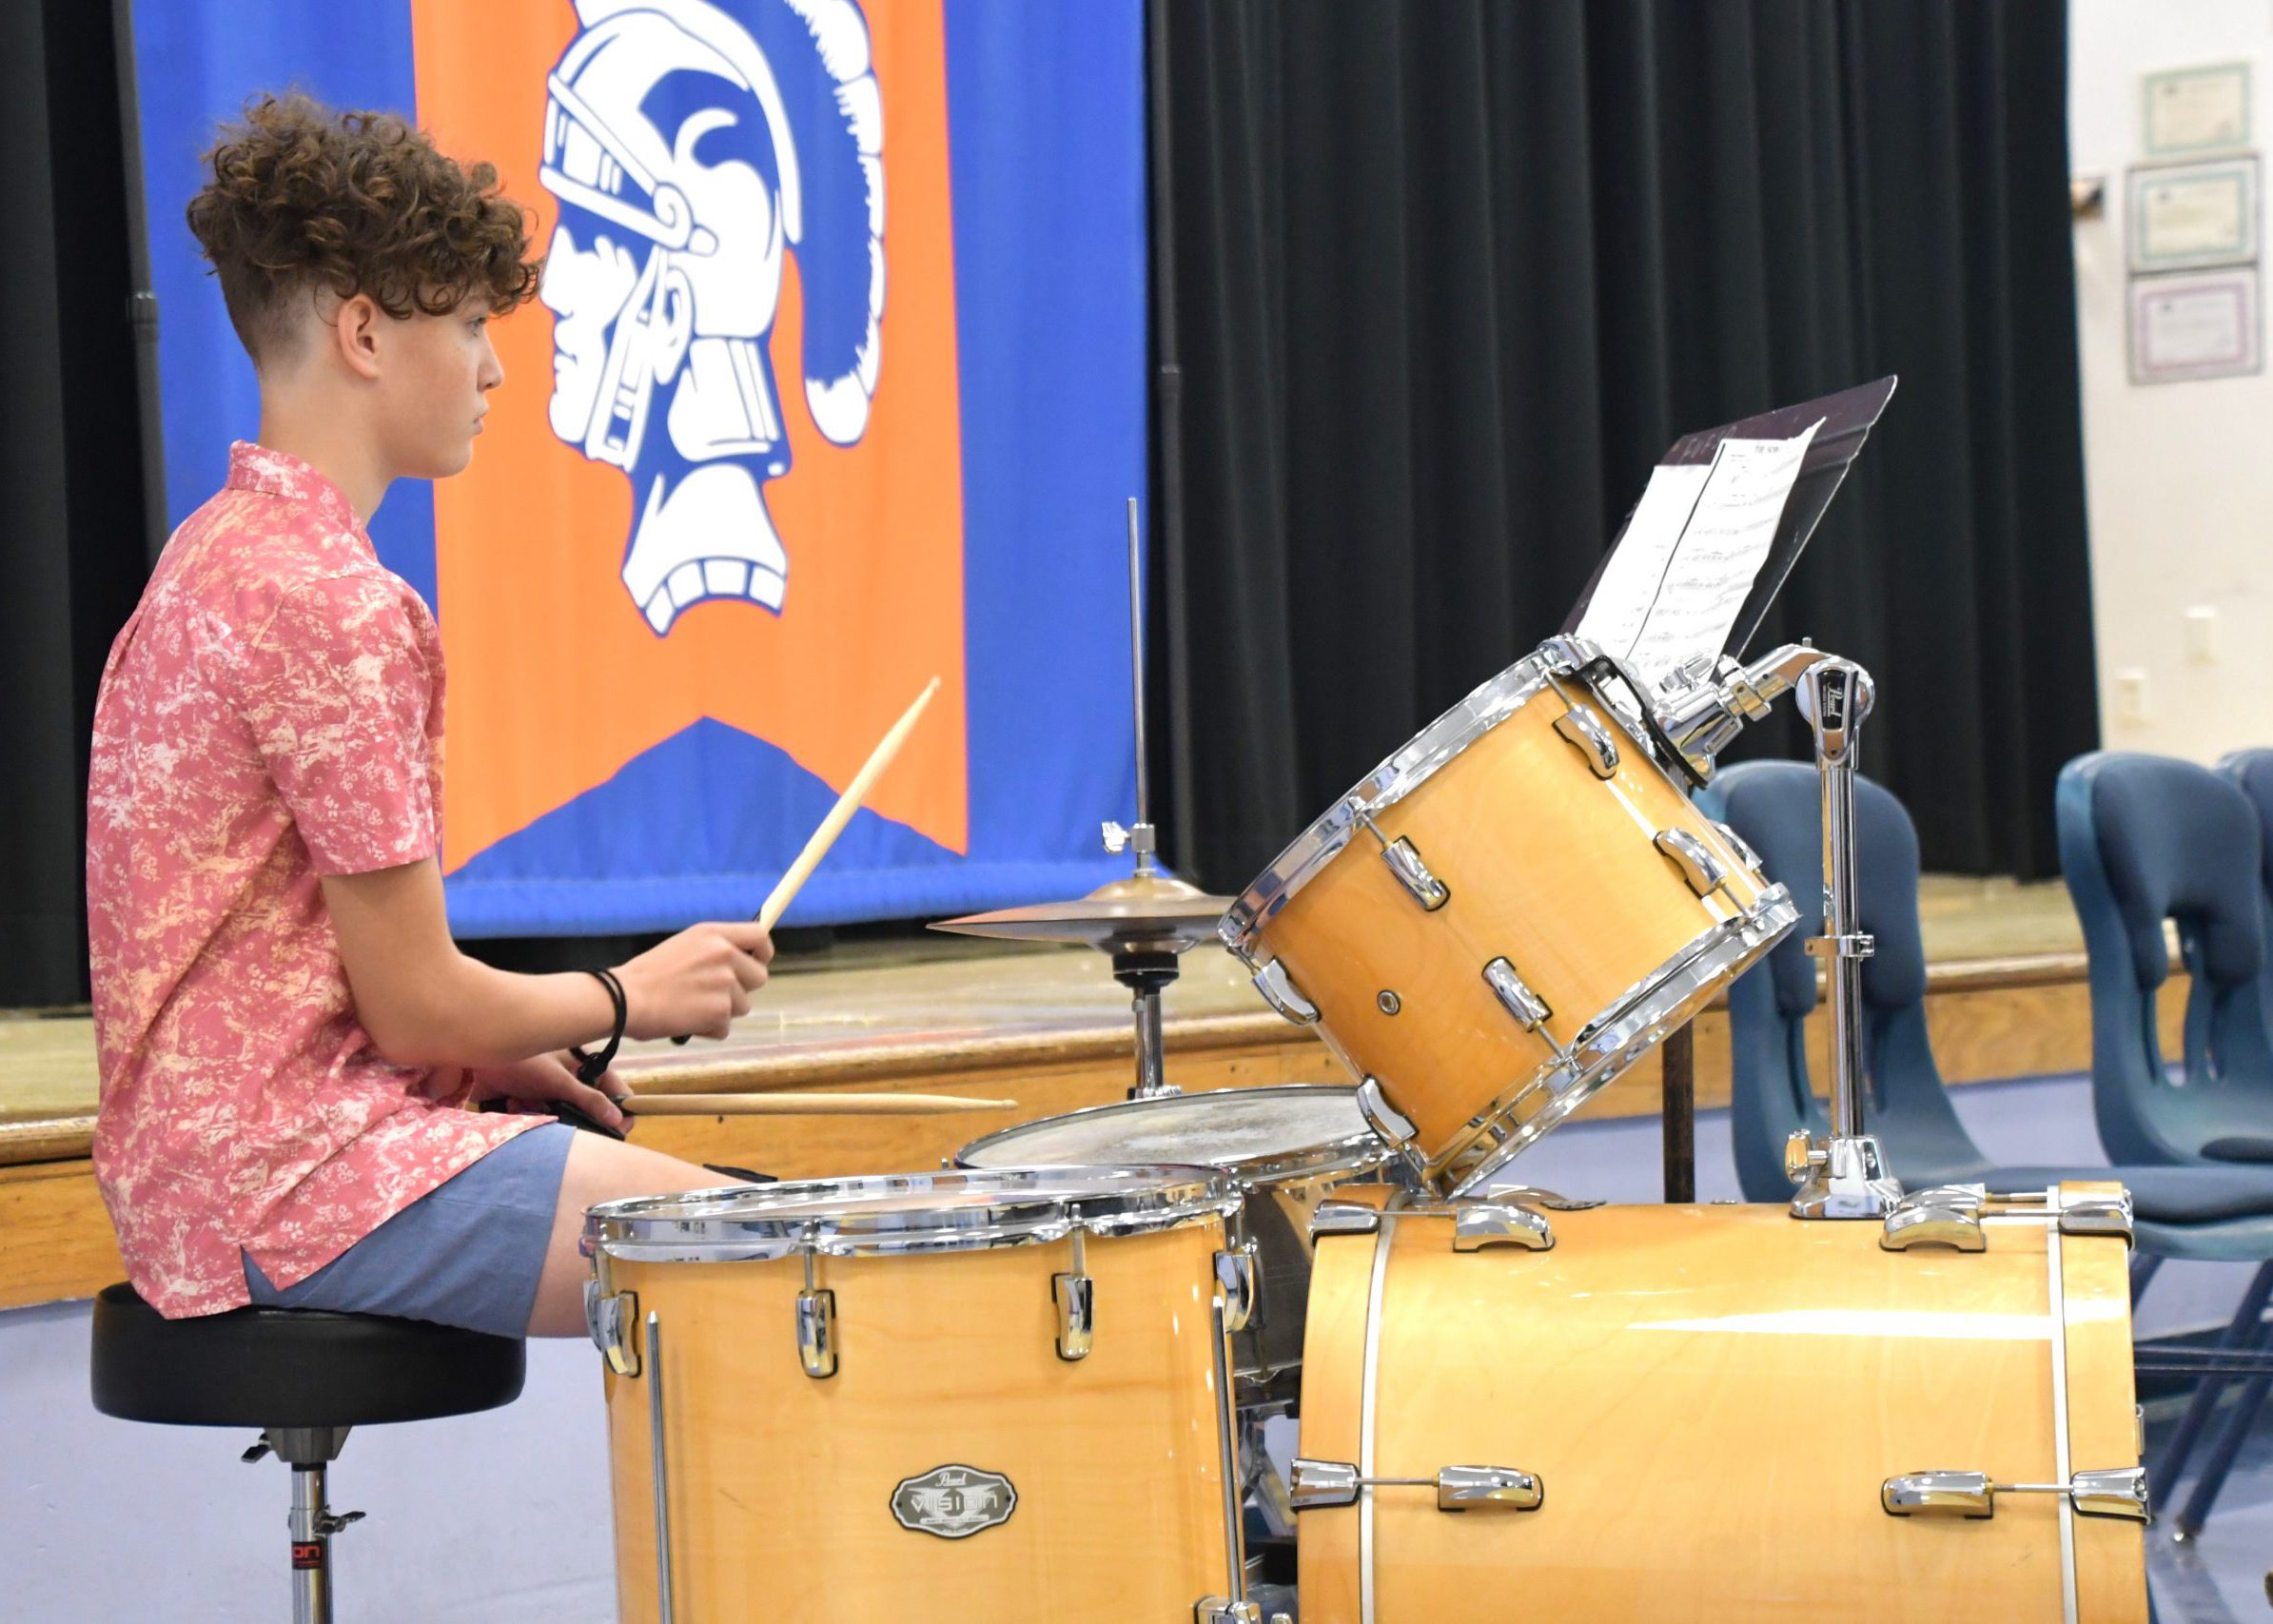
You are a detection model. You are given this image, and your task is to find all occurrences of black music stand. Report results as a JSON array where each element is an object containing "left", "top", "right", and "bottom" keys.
[
  {"left": 1564, "top": 376, "right": 1898, "bottom": 662},
  {"left": 1564, "top": 379, "right": 1898, "bottom": 1202}
]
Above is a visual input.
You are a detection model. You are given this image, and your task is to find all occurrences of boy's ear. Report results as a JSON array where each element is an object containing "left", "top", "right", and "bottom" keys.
[{"left": 331, "top": 293, "right": 383, "bottom": 381}]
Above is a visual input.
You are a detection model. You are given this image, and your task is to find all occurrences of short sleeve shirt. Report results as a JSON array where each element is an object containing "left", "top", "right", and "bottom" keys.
[{"left": 87, "top": 442, "right": 539, "bottom": 1318}]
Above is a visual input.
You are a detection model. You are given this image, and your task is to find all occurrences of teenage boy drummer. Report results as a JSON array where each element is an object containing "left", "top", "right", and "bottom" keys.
[{"left": 87, "top": 94, "right": 762, "bottom": 1340}]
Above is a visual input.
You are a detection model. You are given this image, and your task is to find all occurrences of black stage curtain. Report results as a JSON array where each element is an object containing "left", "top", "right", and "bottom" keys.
[
  {"left": 1151, "top": 0, "right": 2096, "bottom": 891},
  {"left": 0, "top": 0, "right": 156, "bottom": 1005}
]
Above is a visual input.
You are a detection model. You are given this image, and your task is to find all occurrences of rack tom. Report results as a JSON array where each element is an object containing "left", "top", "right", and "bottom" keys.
[
  {"left": 1222, "top": 636, "right": 1797, "bottom": 1191},
  {"left": 585, "top": 1167, "right": 1255, "bottom": 1624}
]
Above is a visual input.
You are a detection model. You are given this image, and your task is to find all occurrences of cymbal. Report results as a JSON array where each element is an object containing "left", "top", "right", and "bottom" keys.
[{"left": 931, "top": 872, "right": 1232, "bottom": 953}]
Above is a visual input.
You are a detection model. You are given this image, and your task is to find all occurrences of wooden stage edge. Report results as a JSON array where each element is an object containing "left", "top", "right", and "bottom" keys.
[{"left": 0, "top": 949, "right": 2165, "bottom": 1313}]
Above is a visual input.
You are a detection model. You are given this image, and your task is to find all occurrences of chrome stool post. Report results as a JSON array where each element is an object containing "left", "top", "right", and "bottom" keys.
[{"left": 246, "top": 1427, "right": 361, "bottom": 1624}]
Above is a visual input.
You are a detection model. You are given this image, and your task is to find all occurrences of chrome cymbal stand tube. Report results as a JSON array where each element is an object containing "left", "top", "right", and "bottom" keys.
[
  {"left": 1785, "top": 657, "right": 1902, "bottom": 1220},
  {"left": 1113, "top": 496, "right": 1181, "bottom": 1100},
  {"left": 1123, "top": 495, "right": 1164, "bottom": 881}
]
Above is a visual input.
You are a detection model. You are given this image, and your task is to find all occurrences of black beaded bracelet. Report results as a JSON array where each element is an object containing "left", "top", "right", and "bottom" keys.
[{"left": 569, "top": 967, "right": 627, "bottom": 1086}]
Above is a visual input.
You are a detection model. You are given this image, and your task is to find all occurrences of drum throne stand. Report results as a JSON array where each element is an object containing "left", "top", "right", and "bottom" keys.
[{"left": 1780, "top": 656, "right": 1904, "bottom": 1220}]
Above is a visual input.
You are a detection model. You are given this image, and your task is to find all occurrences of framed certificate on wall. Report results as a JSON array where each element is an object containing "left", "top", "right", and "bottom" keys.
[
  {"left": 2129, "top": 267, "right": 2263, "bottom": 384},
  {"left": 2127, "top": 157, "right": 2260, "bottom": 272},
  {"left": 2142, "top": 63, "right": 2251, "bottom": 158}
]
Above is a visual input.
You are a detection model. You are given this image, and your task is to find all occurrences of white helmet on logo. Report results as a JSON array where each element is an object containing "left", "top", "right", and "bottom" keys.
[{"left": 539, "top": 0, "right": 882, "bottom": 630}]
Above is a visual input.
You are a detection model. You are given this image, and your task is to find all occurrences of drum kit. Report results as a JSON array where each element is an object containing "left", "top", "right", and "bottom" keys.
[{"left": 581, "top": 511, "right": 2152, "bottom": 1620}]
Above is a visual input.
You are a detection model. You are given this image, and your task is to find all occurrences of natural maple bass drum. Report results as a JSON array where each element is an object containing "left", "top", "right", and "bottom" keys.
[{"left": 1289, "top": 1182, "right": 2150, "bottom": 1623}]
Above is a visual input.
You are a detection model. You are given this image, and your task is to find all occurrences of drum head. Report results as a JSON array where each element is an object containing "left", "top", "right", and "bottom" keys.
[
  {"left": 586, "top": 1164, "right": 1241, "bottom": 1264},
  {"left": 957, "top": 1086, "right": 1391, "bottom": 1184}
]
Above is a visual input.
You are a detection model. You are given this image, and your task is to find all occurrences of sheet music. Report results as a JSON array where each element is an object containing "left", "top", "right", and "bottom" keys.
[
  {"left": 1577, "top": 421, "right": 1820, "bottom": 690},
  {"left": 1572, "top": 463, "right": 1711, "bottom": 665}
]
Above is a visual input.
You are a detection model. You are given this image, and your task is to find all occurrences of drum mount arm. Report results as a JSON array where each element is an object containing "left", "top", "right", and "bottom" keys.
[
  {"left": 1784, "top": 655, "right": 1903, "bottom": 1221},
  {"left": 1558, "top": 641, "right": 1830, "bottom": 792},
  {"left": 1573, "top": 636, "right": 1896, "bottom": 1219},
  {"left": 1647, "top": 642, "right": 1834, "bottom": 782}
]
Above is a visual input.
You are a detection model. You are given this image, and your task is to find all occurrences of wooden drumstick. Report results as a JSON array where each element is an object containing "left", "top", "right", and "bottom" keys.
[
  {"left": 622, "top": 1090, "right": 1009, "bottom": 1116},
  {"left": 668, "top": 675, "right": 942, "bottom": 1046},
  {"left": 757, "top": 675, "right": 942, "bottom": 931}
]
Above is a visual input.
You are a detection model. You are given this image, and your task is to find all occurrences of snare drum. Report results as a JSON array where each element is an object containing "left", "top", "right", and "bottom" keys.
[
  {"left": 1292, "top": 1184, "right": 2148, "bottom": 1622},
  {"left": 955, "top": 1086, "right": 1406, "bottom": 1381},
  {"left": 1223, "top": 637, "right": 1798, "bottom": 1191},
  {"left": 585, "top": 1168, "right": 1255, "bottom": 1624}
]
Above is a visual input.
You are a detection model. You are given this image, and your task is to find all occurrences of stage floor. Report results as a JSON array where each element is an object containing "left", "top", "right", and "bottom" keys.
[{"left": 0, "top": 873, "right": 2089, "bottom": 1127}]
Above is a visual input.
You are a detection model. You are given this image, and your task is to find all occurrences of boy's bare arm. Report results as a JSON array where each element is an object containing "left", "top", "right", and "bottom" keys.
[{"left": 322, "top": 858, "right": 773, "bottom": 1067}]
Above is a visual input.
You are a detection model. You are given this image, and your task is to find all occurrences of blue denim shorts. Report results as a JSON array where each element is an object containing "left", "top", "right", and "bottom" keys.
[{"left": 244, "top": 1123, "right": 576, "bottom": 1338}]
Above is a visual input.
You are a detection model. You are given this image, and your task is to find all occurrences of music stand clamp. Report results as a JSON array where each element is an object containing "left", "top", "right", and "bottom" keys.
[{"left": 1783, "top": 656, "right": 1903, "bottom": 1220}]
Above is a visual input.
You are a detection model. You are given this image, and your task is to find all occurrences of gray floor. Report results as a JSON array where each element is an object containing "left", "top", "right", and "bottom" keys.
[{"left": 2149, "top": 1401, "right": 2273, "bottom": 1622}]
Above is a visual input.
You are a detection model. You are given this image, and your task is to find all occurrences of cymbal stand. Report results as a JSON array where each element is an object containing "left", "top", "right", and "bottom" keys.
[
  {"left": 1785, "top": 656, "right": 1902, "bottom": 1219},
  {"left": 1116, "top": 950, "right": 1179, "bottom": 1099},
  {"left": 1109, "top": 497, "right": 1179, "bottom": 1099}
]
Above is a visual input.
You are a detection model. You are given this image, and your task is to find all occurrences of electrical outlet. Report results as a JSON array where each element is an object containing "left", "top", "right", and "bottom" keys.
[
  {"left": 2115, "top": 668, "right": 2151, "bottom": 724},
  {"left": 2185, "top": 605, "right": 2218, "bottom": 664}
]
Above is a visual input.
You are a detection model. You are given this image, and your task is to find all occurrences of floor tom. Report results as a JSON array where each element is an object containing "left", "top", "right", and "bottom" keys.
[{"left": 586, "top": 1167, "right": 1252, "bottom": 1624}]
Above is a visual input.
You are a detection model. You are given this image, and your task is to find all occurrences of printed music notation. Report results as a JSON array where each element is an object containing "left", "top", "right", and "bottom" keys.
[{"left": 1575, "top": 420, "right": 1821, "bottom": 691}]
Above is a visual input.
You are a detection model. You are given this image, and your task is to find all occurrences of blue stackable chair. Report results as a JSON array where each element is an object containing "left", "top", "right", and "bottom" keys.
[
  {"left": 2189, "top": 746, "right": 2273, "bottom": 1532},
  {"left": 2055, "top": 752, "right": 2273, "bottom": 1166},
  {"left": 1712, "top": 758, "right": 2273, "bottom": 1532},
  {"left": 2061, "top": 750, "right": 2273, "bottom": 1536},
  {"left": 2221, "top": 748, "right": 2273, "bottom": 1029}
]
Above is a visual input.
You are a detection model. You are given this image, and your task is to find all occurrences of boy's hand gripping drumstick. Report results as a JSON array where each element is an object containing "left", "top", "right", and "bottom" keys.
[{"left": 669, "top": 676, "right": 941, "bottom": 1044}]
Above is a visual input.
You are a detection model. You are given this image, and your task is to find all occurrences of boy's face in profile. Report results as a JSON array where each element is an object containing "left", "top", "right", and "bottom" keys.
[{"left": 369, "top": 295, "right": 506, "bottom": 480}]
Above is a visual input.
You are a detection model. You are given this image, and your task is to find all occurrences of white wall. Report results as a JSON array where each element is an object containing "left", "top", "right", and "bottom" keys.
[{"left": 2071, "top": 1, "right": 2273, "bottom": 762}]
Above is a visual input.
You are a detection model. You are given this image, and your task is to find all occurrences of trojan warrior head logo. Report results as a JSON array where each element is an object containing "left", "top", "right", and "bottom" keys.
[{"left": 539, "top": 0, "right": 883, "bottom": 634}]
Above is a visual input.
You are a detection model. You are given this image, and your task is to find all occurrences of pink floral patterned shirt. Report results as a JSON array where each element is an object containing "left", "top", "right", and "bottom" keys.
[{"left": 87, "top": 442, "right": 539, "bottom": 1318}]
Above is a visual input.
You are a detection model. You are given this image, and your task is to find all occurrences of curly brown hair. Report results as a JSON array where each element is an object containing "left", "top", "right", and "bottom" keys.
[{"left": 186, "top": 92, "right": 541, "bottom": 366}]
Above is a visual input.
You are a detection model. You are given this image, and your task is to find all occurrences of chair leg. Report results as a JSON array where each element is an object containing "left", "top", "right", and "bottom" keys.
[
  {"left": 2151, "top": 1259, "right": 2273, "bottom": 1507},
  {"left": 2172, "top": 1313, "right": 2273, "bottom": 1540}
]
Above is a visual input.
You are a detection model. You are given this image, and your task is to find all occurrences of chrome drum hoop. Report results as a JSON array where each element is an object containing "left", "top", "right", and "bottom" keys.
[
  {"left": 952, "top": 1085, "right": 1399, "bottom": 1189},
  {"left": 585, "top": 1164, "right": 1244, "bottom": 1267},
  {"left": 1439, "top": 885, "right": 1800, "bottom": 1196},
  {"left": 1220, "top": 638, "right": 1606, "bottom": 955}
]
